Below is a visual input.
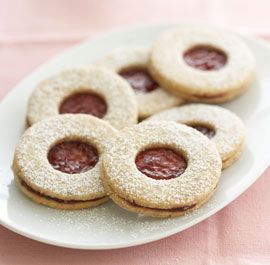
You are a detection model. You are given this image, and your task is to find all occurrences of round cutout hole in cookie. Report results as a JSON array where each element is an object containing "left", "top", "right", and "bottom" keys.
[
  {"left": 135, "top": 147, "right": 187, "bottom": 180},
  {"left": 119, "top": 68, "right": 158, "bottom": 93},
  {"left": 48, "top": 141, "right": 99, "bottom": 174},
  {"left": 183, "top": 45, "right": 227, "bottom": 71},
  {"left": 188, "top": 123, "right": 216, "bottom": 139},
  {"left": 59, "top": 92, "right": 107, "bottom": 118}
]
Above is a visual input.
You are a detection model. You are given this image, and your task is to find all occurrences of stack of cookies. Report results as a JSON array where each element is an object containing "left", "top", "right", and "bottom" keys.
[{"left": 12, "top": 26, "right": 255, "bottom": 218}]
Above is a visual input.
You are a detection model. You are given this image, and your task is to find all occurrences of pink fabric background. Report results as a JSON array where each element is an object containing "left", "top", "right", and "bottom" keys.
[{"left": 1, "top": 1, "right": 270, "bottom": 264}]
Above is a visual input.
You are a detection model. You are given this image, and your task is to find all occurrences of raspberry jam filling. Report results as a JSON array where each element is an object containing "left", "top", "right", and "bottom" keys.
[
  {"left": 184, "top": 46, "right": 227, "bottom": 71},
  {"left": 127, "top": 199, "right": 196, "bottom": 212},
  {"left": 119, "top": 69, "right": 158, "bottom": 93},
  {"left": 135, "top": 148, "right": 187, "bottom": 180},
  {"left": 190, "top": 124, "right": 215, "bottom": 139},
  {"left": 20, "top": 179, "right": 104, "bottom": 204},
  {"left": 48, "top": 141, "right": 99, "bottom": 174},
  {"left": 59, "top": 93, "right": 107, "bottom": 118}
]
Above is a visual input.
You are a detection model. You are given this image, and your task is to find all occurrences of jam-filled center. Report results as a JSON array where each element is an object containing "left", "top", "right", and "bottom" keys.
[
  {"left": 119, "top": 68, "right": 158, "bottom": 93},
  {"left": 183, "top": 46, "right": 227, "bottom": 71},
  {"left": 48, "top": 141, "right": 99, "bottom": 174},
  {"left": 135, "top": 147, "right": 187, "bottom": 180},
  {"left": 189, "top": 124, "right": 215, "bottom": 139},
  {"left": 59, "top": 93, "right": 107, "bottom": 118}
]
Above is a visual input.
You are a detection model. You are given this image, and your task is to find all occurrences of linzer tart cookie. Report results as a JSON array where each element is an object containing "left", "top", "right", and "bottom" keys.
[
  {"left": 27, "top": 67, "right": 138, "bottom": 129},
  {"left": 13, "top": 114, "right": 116, "bottom": 210},
  {"left": 95, "top": 48, "right": 183, "bottom": 119},
  {"left": 102, "top": 121, "right": 222, "bottom": 218},
  {"left": 149, "top": 27, "right": 255, "bottom": 103},
  {"left": 147, "top": 104, "right": 245, "bottom": 169}
]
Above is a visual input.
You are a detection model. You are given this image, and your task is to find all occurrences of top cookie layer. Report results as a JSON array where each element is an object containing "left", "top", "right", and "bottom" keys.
[
  {"left": 103, "top": 121, "right": 222, "bottom": 209},
  {"left": 13, "top": 114, "right": 117, "bottom": 200},
  {"left": 95, "top": 47, "right": 183, "bottom": 118},
  {"left": 149, "top": 27, "right": 255, "bottom": 102},
  {"left": 147, "top": 104, "right": 245, "bottom": 168},
  {"left": 27, "top": 67, "right": 138, "bottom": 129}
]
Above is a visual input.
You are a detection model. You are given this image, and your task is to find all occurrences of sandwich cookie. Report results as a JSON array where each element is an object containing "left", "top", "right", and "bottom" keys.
[
  {"left": 149, "top": 27, "right": 255, "bottom": 103},
  {"left": 13, "top": 114, "right": 117, "bottom": 209},
  {"left": 95, "top": 48, "right": 183, "bottom": 119},
  {"left": 147, "top": 104, "right": 245, "bottom": 169},
  {"left": 102, "top": 121, "right": 222, "bottom": 218},
  {"left": 27, "top": 67, "right": 138, "bottom": 129}
]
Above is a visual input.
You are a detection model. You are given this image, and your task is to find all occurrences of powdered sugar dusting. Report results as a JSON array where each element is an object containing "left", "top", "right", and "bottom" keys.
[
  {"left": 103, "top": 121, "right": 222, "bottom": 209},
  {"left": 27, "top": 67, "right": 138, "bottom": 129},
  {"left": 13, "top": 114, "right": 117, "bottom": 200},
  {"left": 147, "top": 103, "right": 245, "bottom": 164},
  {"left": 95, "top": 47, "right": 183, "bottom": 118},
  {"left": 149, "top": 27, "right": 255, "bottom": 98},
  {"left": 33, "top": 198, "right": 219, "bottom": 239}
]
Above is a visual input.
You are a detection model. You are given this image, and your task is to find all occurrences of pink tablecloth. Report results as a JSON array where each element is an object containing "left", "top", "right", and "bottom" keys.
[{"left": 1, "top": 1, "right": 270, "bottom": 264}]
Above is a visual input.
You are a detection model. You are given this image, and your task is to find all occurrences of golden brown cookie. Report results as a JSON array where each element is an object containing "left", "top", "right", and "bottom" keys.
[
  {"left": 147, "top": 104, "right": 245, "bottom": 169},
  {"left": 95, "top": 48, "right": 183, "bottom": 119},
  {"left": 149, "top": 27, "right": 255, "bottom": 103},
  {"left": 27, "top": 67, "right": 138, "bottom": 129},
  {"left": 13, "top": 114, "right": 117, "bottom": 209},
  {"left": 102, "top": 121, "right": 222, "bottom": 218}
]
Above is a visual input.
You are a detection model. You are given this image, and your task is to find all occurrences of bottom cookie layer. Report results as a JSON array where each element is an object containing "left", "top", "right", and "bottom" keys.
[
  {"left": 164, "top": 75, "right": 252, "bottom": 104},
  {"left": 185, "top": 90, "right": 240, "bottom": 103},
  {"left": 110, "top": 192, "right": 214, "bottom": 218},
  {"left": 104, "top": 179, "right": 216, "bottom": 218},
  {"left": 222, "top": 141, "right": 244, "bottom": 169},
  {"left": 16, "top": 177, "right": 108, "bottom": 210}
]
